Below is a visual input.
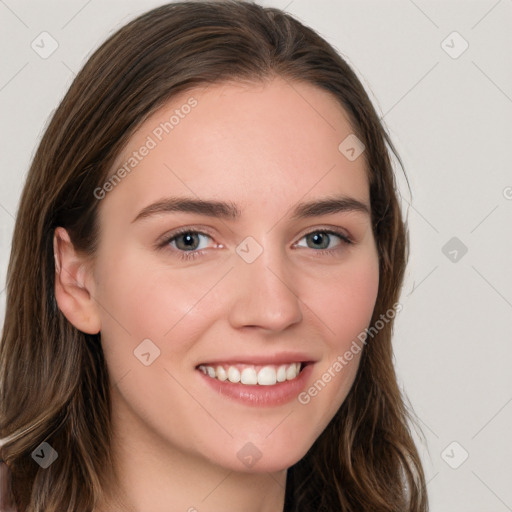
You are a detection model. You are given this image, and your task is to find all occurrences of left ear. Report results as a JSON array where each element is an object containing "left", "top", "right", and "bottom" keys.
[{"left": 53, "top": 227, "right": 101, "bottom": 334}]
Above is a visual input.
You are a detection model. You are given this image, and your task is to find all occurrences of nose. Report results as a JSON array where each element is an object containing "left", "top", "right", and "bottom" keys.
[{"left": 227, "top": 242, "right": 303, "bottom": 332}]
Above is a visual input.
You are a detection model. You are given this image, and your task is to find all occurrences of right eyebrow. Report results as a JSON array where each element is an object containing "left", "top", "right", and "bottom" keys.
[{"left": 132, "top": 197, "right": 241, "bottom": 223}]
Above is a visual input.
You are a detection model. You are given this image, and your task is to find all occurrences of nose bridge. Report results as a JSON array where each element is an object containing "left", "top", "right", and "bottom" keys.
[{"left": 227, "top": 234, "right": 303, "bottom": 331}]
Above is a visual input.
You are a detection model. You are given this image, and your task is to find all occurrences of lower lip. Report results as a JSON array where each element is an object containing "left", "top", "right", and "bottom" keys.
[{"left": 197, "top": 364, "right": 314, "bottom": 407}]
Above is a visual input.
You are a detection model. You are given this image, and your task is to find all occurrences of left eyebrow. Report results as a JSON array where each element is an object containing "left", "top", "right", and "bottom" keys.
[
  {"left": 290, "top": 196, "right": 370, "bottom": 220},
  {"left": 131, "top": 195, "right": 370, "bottom": 223}
]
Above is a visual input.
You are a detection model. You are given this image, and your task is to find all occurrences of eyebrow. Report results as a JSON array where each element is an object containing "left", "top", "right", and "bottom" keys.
[{"left": 132, "top": 195, "right": 370, "bottom": 223}]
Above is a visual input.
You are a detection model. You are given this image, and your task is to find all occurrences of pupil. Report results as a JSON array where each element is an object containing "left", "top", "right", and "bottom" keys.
[
  {"left": 181, "top": 233, "right": 197, "bottom": 249},
  {"left": 310, "top": 232, "right": 328, "bottom": 249}
]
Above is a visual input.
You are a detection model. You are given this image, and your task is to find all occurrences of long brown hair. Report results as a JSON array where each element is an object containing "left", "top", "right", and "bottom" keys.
[{"left": 0, "top": 1, "right": 428, "bottom": 510}]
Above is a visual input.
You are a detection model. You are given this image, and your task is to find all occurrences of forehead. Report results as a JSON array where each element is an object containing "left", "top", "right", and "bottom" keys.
[{"left": 101, "top": 77, "right": 369, "bottom": 219}]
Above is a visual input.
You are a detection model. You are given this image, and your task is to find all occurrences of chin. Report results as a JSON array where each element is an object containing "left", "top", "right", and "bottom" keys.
[{"left": 207, "top": 439, "right": 313, "bottom": 475}]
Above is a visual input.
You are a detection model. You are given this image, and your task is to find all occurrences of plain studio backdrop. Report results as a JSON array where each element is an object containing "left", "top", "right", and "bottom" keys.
[{"left": 0, "top": 1, "right": 511, "bottom": 510}]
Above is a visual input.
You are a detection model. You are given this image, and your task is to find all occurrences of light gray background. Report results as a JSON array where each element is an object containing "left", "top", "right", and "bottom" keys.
[{"left": 1, "top": 1, "right": 511, "bottom": 510}]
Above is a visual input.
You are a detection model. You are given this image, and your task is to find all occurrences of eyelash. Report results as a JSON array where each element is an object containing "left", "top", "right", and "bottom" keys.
[{"left": 159, "top": 226, "right": 354, "bottom": 262}]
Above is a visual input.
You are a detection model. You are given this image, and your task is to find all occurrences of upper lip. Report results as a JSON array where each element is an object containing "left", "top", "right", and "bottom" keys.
[{"left": 196, "top": 352, "right": 317, "bottom": 367}]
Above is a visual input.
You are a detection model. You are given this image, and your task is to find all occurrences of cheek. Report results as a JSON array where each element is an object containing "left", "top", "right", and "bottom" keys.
[
  {"left": 92, "top": 248, "right": 224, "bottom": 377},
  {"left": 95, "top": 246, "right": 199, "bottom": 331},
  {"left": 338, "top": 270, "right": 379, "bottom": 342},
  {"left": 310, "top": 255, "right": 380, "bottom": 349},
  {"left": 291, "top": 258, "right": 379, "bottom": 449},
  {"left": 300, "top": 256, "right": 379, "bottom": 418}
]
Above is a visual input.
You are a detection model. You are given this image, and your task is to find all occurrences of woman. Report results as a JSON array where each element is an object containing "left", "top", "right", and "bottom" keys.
[{"left": 0, "top": 1, "right": 428, "bottom": 510}]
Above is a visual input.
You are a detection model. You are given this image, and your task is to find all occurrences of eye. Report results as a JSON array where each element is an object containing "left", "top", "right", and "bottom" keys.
[
  {"left": 295, "top": 229, "right": 352, "bottom": 253},
  {"left": 168, "top": 231, "right": 213, "bottom": 252},
  {"left": 158, "top": 228, "right": 218, "bottom": 262}
]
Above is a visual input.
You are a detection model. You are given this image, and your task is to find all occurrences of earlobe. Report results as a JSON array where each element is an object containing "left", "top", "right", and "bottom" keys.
[{"left": 53, "top": 227, "right": 101, "bottom": 334}]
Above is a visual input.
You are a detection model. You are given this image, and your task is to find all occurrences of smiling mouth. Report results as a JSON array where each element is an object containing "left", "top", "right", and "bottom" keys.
[{"left": 197, "top": 362, "right": 307, "bottom": 386}]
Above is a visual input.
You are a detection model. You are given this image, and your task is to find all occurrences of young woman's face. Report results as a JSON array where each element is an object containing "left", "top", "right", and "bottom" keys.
[{"left": 90, "top": 77, "right": 379, "bottom": 473}]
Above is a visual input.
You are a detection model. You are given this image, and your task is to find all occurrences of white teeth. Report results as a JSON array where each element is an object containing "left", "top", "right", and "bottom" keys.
[
  {"left": 240, "top": 367, "right": 258, "bottom": 385},
  {"left": 257, "top": 366, "right": 277, "bottom": 386},
  {"left": 216, "top": 365, "right": 228, "bottom": 381},
  {"left": 286, "top": 364, "right": 296, "bottom": 381},
  {"left": 276, "top": 365, "right": 287, "bottom": 383},
  {"left": 227, "top": 366, "right": 241, "bottom": 383},
  {"left": 199, "top": 362, "right": 303, "bottom": 386}
]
